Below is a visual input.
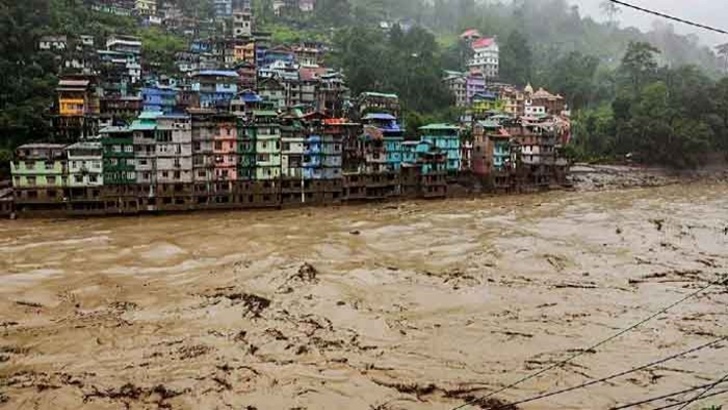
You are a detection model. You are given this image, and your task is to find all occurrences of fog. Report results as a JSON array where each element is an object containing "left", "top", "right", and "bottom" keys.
[{"left": 572, "top": 0, "right": 728, "bottom": 46}]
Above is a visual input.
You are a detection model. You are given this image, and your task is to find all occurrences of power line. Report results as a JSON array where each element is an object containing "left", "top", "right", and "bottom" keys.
[
  {"left": 486, "top": 337, "right": 727, "bottom": 410},
  {"left": 450, "top": 277, "right": 722, "bottom": 410},
  {"left": 607, "top": 0, "right": 728, "bottom": 36},
  {"left": 609, "top": 379, "right": 728, "bottom": 409},
  {"left": 651, "top": 388, "right": 728, "bottom": 410},
  {"left": 675, "top": 372, "right": 728, "bottom": 410}
]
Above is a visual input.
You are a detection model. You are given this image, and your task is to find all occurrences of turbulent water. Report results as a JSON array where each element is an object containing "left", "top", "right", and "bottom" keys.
[{"left": 1, "top": 183, "right": 727, "bottom": 409}]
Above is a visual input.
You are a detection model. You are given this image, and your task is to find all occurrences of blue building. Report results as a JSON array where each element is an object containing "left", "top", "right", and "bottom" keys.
[
  {"left": 419, "top": 124, "right": 461, "bottom": 173},
  {"left": 363, "top": 113, "right": 404, "bottom": 172},
  {"left": 402, "top": 141, "right": 447, "bottom": 175},
  {"left": 191, "top": 71, "right": 239, "bottom": 110},
  {"left": 303, "top": 134, "right": 323, "bottom": 179},
  {"left": 190, "top": 39, "right": 212, "bottom": 53},
  {"left": 142, "top": 86, "right": 178, "bottom": 114}
]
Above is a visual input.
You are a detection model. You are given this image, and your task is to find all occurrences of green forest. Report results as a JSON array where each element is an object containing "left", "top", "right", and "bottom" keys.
[{"left": 1, "top": 0, "right": 728, "bottom": 173}]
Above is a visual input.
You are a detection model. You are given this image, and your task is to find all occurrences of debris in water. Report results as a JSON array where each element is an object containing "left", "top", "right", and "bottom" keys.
[
  {"left": 650, "top": 219, "right": 665, "bottom": 231},
  {"left": 349, "top": 230, "right": 361, "bottom": 235},
  {"left": 15, "top": 301, "right": 43, "bottom": 309},
  {"left": 616, "top": 227, "right": 622, "bottom": 235}
]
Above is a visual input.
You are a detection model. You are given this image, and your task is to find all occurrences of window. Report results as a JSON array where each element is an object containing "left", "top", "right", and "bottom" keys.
[
  {"left": 45, "top": 162, "right": 54, "bottom": 170},
  {"left": 113, "top": 145, "right": 121, "bottom": 153},
  {"left": 47, "top": 176, "right": 56, "bottom": 185},
  {"left": 14, "top": 177, "right": 20, "bottom": 186},
  {"left": 27, "top": 176, "right": 36, "bottom": 186},
  {"left": 93, "top": 161, "right": 101, "bottom": 169},
  {"left": 214, "top": 141, "right": 222, "bottom": 150},
  {"left": 162, "top": 171, "right": 168, "bottom": 178},
  {"left": 74, "top": 175, "right": 83, "bottom": 183},
  {"left": 25, "top": 161, "right": 34, "bottom": 170},
  {"left": 198, "top": 171, "right": 206, "bottom": 178},
  {"left": 124, "top": 145, "right": 133, "bottom": 153},
  {"left": 174, "top": 171, "right": 181, "bottom": 179}
]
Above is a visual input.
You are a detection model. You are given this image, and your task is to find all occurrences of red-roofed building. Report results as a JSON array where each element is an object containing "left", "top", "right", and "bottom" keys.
[
  {"left": 469, "top": 37, "right": 499, "bottom": 79},
  {"left": 460, "top": 29, "right": 482, "bottom": 44}
]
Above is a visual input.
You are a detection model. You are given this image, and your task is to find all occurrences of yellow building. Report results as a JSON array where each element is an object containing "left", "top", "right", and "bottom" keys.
[
  {"left": 234, "top": 41, "right": 256, "bottom": 64},
  {"left": 57, "top": 78, "right": 99, "bottom": 117}
]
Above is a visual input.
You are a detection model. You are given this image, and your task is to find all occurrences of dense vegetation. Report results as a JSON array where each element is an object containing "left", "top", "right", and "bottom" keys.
[{"left": 1, "top": 0, "right": 727, "bottom": 172}]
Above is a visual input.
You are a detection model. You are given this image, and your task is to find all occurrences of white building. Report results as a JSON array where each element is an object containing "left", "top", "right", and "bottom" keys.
[
  {"left": 468, "top": 37, "right": 499, "bottom": 79},
  {"left": 233, "top": 10, "right": 253, "bottom": 38},
  {"left": 443, "top": 71, "right": 467, "bottom": 107},
  {"left": 66, "top": 141, "right": 104, "bottom": 187},
  {"left": 39, "top": 36, "right": 67, "bottom": 51},
  {"left": 155, "top": 115, "right": 193, "bottom": 184}
]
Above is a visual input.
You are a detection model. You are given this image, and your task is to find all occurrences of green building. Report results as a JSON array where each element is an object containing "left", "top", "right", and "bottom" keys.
[{"left": 101, "top": 126, "right": 136, "bottom": 184}]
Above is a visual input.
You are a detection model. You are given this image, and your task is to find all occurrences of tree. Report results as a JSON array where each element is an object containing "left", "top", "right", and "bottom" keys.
[
  {"left": 619, "top": 41, "right": 660, "bottom": 93},
  {"left": 600, "top": 1, "right": 621, "bottom": 27},
  {"left": 499, "top": 30, "right": 532, "bottom": 86}
]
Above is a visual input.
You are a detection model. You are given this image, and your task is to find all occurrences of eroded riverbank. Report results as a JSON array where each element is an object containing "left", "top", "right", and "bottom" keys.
[{"left": 1, "top": 183, "right": 727, "bottom": 409}]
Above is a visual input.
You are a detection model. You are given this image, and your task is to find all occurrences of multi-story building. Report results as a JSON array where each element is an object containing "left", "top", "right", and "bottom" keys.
[
  {"left": 67, "top": 141, "right": 104, "bottom": 187},
  {"left": 100, "top": 95, "right": 143, "bottom": 124},
  {"left": 232, "top": 10, "right": 253, "bottom": 38},
  {"left": 54, "top": 75, "right": 101, "bottom": 141},
  {"left": 252, "top": 110, "right": 281, "bottom": 180},
  {"left": 191, "top": 110, "right": 217, "bottom": 186},
  {"left": 191, "top": 70, "right": 239, "bottom": 110},
  {"left": 316, "top": 70, "right": 348, "bottom": 117},
  {"left": 358, "top": 92, "right": 400, "bottom": 118},
  {"left": 469, "top": 37, "right": 499, "bottom": 79},
  {"left": 524, "top": 85, "right": 566, "bottom": 117},
  {"left": 11, "top": 144, "right": 68, "bottom": 207},
  {"left": 131, "top": 111, "right": 160, "bottom": 197},
  {"left": 142, "top": 86, "right": 179, "bottom": 114},
  {"left": 363, "top": 113, "right": 403, "bottom": 172},
  {"left": 156, "top": 114, "right": 193, "bottom": 185},
  {"left": 212, "top": 114, "right": 238, "bottom": 183},
  {"left": 280, "top": 113, "right": 305, "bottom": 179},
  {"left": 235, "top": 61, "right": 257, "bottom": 91},
  {"left": 237, "top": 117, "right": 257, "bottom": 181},
  {"left": 292, "top": 43, "right": 321, "bottom": 67},
  {"left": 466, "top": 72, "right": 486, "bottom": 104},
  {"left": 100, "top": 126, "right": 136, "bottom": 185},
  {"left": 443, "top": 71, "right": 467, "bottom": 107},
  {"left": 419, "top": 124, "right": 461, "bottom": 173},
  {"left": 258, "top": 77, "right": 286, "bottom": 109},
  {"left": 233, "top": 40, "right": 256, "bottom": 64},
  {"left": 135, "top": 0, "right": 157, "bottom": 15}
]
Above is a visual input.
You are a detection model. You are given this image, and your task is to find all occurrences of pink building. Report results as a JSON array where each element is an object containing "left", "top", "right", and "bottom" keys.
[{"left": 213, "top": 115, "right": 238, "bottom": 182}]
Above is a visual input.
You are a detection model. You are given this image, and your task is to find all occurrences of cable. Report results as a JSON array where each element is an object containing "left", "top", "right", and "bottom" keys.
[
  {"left": 675, "top": 372, "right": 728, "bottom": 410},
  {"left": 607, "top": 0, "right": 728, "bottom": 35},
  {"left": 486, "top": 337, "right": 727, "bottom": 410},
  {"left": 609, "top": 380, "right": 728, "bottom": 409},
  {"left": 450, "top": 277, "right": 721, "bottom": 410},
  {"left": 651, "top": 388, "right": 728, "bottom": 410}
]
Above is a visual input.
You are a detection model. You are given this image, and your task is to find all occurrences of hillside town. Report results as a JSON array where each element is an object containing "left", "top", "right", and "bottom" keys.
[{"left": 2, "top": 0, "right": 572, "bottom": 217}]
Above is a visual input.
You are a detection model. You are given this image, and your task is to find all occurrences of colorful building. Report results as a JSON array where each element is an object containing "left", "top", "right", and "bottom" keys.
[
  {"left": 212, "top": 114, "right": 238, "bottom": 182},
  {"left": 469, "top": 37, "right": 499, "bottom": 79},
  {"left": 11, "top": 144, "right": 68, "bottom": 209},
  {"left": 419, "top": 124, "right": 461, "bottom": 173},
  {"left": 142, "top": 86, "right": 179, "bottom": 114},
  {"left": 191, "top": 71, "right": 239, "bottom": 110},
  {"left": 362, "top": 113, "right": 403, "bottom": 172},
  {"left": 101, "top": 126, "right": 136, "bottom": 185},
  {"left": 131, "top": 111, "right": 161, "bottom": 194}
]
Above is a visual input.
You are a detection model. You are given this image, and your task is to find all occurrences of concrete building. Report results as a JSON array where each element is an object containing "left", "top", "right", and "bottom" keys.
[
  {"left": 39, "top": 35, "right": 67, "bottom": 51},
  {"left": 54, "top": 76, "right": 101, "bottom": 141},
  {"left": 156, "top": 114, "right": 193, "bottom": 184},
  {"left": 135, "top": 0, "right": 157, "bottom": 15},
  {"left": 191, "top": 70, "right": 239, "bottom": 110},
  {"left": 258, "top": 77, "right": 286, "bottom": 110},
  {"left": 252, "top": 111, "right": 281, "bottom": 180},
  {"left": 280, "top": 113, "right": 306, "bottom": 179},
  {"left": 419, "top": 124, "right": 461, "bottom": 173},
  {"left": 100, "top": 126, "right": 136, "bottom": 185},
  {"left": 67, "top": 141, "right": 104, "bottom": 187},
  {"left": 443, "top": 71, "right": 467, "bottom": 107},
  {"left": 232, "top": 10, "right": 253, "bottom": 38},
  {"left": 191, "top": 110, "right": 217, "bottom": 185},
  {"left": 469, "top": 37, "right": 499, "bottom": 79},
  {"left": 131, "top": 111, "right": 161, "bottom": 194},
  {"left": 142, "top": 86, "right": 179, "bottom": 114},
  {"left": 214, "top": 0, "right": 233, "bottom": 17},
  {"left": 212, "top": 114, "right": 238, "bottom": 182}
]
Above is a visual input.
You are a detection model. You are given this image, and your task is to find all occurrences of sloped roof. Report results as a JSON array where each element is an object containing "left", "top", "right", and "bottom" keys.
[
  {"left": 460, "top": 29, "right": 481, "bottom": 38},
  {"left": 419, "top": 123, "right": 460, "bottom": 131},
  {"left": 472, "top": 37, "right": 495, "bottom": 49},
  {"left": 363, "top": 113, "right": 396, "bottom": 121}
]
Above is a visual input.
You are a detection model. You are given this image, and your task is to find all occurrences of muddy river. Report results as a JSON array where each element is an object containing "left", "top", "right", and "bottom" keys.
[{"left": 1, "top": 183, "right": 727, "bottom": 410}]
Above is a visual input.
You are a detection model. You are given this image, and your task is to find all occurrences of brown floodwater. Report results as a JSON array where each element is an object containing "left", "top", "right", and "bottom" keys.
[{"left": 1, "top": 183, "right": 727, "bottom": 410}]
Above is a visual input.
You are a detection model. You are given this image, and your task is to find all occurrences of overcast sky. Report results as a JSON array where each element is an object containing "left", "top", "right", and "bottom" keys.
[{"left": 571, "top": 0, "right": 728, "bottom": 47}]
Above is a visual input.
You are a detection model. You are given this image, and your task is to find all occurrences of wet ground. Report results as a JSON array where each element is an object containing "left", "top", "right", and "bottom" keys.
[{"left": 1, "top": 183, "right": 727, "bottom": 409}]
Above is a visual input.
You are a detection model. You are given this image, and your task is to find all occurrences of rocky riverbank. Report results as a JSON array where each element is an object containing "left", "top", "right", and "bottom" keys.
[{"left": 569, "top": 164, "right": 728, "bottom": 191}]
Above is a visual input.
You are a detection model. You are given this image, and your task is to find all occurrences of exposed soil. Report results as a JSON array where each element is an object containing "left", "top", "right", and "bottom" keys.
[{"left": 1, "top": 180, "right": 727, "bottom": 409}]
